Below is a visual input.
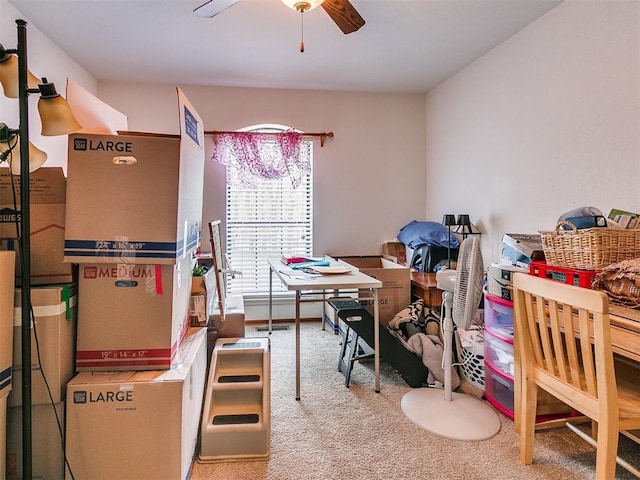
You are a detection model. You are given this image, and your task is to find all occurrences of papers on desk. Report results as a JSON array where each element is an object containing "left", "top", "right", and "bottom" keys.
[
  {"left": 278, "top": 262, "right": 353, "bottom": 280},
  {"left": 278, "top": 268, "right": 323, "bottom": 280}
]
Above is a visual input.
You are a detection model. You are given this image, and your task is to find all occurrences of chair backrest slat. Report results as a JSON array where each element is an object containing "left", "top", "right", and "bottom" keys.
[
  {"left": 562, "top": 303, "right": 582, "bottom": 388},
  {"left": 548, "top": 298, "right": 569, "bottom": 382},
  {"left": 578, "top": 307, "right": 598, "bottom": 396}
]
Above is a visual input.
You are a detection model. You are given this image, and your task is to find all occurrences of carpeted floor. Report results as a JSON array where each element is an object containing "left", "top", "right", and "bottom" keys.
[{"left": 190, "top": 321, "right": 639, "bottom": 480}]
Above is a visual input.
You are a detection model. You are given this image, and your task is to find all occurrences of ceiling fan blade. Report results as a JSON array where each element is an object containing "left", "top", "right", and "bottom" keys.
[
  {"left": 321, "top": 0, "right": 365, "bottom": 34},
  {"left": 193, "top": 0, "right": 240, "bottom": 18}
]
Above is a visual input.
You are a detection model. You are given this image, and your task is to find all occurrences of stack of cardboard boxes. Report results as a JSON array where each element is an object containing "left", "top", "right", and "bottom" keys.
[
  {"left": 61, "top": 90, "right": 209, "bottom": 480},
  {"left": 1, "top": 89, "right": 212, "bottom": 480},
  {"left": 0, "top": 167, "right": 78, "bottom": 480},
  {"left": 0, "top": 251, "right": 15, "bottom": 479}
]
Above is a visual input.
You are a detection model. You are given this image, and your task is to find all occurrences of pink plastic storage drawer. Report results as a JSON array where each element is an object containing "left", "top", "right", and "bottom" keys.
[
  {"left": 484, "top": 362, "right": 515, "bottom": 418},
  {"left": 483, "top": 292, "right": 514, "bottom": 339},
  {"left": 485, "top": 362, "right": 579, "bottom": 423},
  {"left": 484, "top": 329, "right": 514, "bottom": 378}
]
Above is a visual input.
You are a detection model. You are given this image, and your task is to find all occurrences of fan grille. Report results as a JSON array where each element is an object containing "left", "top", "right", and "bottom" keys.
[{"left": 452, "top": 237, "right": 484, "bottom": 330}]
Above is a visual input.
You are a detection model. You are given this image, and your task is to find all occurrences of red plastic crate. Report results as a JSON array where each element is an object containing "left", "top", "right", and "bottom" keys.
[{"left": 529, "top": 261, "right": 596, "bottom": 288}]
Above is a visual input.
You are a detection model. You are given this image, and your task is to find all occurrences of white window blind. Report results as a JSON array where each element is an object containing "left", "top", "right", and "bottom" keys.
[{"left": 225, "top": 140, "right": 313, "bottom": 297}]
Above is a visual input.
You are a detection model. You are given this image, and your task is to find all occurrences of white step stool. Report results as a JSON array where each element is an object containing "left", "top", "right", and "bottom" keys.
[{"left": 199, "top": 337, "right": 271, "bottom": 463}]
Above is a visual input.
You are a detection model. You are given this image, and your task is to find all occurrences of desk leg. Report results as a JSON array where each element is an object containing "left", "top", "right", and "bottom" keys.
[
  {"left": 268, "top": 266, "right": 273, "bottom": 335},
  {"left": 374, "top": 288, "right": 380, "bottom": 393},
  {"left": 296, "top": 290, "right": 301, "bottom": 401},
  {"left": 321, "top": 290, "right": 326, "bottom": 331}
]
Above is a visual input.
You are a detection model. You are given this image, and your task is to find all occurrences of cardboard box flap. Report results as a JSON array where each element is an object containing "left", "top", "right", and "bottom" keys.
[
  {"left": 66, "top": 79, "right": 128, "bottom": 135},
  {"left": 336, "top": 256, "right": 407, "bottom": 270}
]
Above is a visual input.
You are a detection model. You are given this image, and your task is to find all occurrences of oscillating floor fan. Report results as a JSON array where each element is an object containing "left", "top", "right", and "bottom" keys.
[{"left": 401, "top": 236, "right": 501, "bottom": 441}]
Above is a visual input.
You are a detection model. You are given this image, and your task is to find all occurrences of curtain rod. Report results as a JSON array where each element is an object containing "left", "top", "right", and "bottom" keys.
[{"left": 205, "top": 130, "right": 334, "bottom": 147}]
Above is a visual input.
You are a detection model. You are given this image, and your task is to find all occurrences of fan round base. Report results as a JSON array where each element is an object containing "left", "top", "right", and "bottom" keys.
[{"left": 401, "top": 388, "right": 501, "bottom": 441}]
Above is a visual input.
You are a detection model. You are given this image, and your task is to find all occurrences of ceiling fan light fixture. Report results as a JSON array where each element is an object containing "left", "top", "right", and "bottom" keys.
[{"left": 281, "top": 0, "right": 324, "bottom": 13}]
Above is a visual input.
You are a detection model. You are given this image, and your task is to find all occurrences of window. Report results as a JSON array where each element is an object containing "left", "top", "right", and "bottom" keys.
[{"left": 224, "top": 125, "right": 313, "bottom": 297}]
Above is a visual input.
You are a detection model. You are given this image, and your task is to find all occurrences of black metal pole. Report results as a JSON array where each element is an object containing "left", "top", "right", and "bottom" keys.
[
  {"left": 16, "top": 18, "right": 33, "bottom": 480},
  {"left": 447, "top": 225, "right": 451, "bottom": 269}
]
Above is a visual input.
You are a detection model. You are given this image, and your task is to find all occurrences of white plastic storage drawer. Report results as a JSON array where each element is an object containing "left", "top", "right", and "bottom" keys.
[
  {"left": 484, "top": 329, "right": 514, "bottom": 378},
  {"left": 483, "top": 292, "right": 514, "bottom": 339}
]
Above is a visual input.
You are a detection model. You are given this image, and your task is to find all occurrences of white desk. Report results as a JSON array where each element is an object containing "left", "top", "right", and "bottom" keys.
[{"left": 268, "top": 258, "right": 383, "bottom": 400}]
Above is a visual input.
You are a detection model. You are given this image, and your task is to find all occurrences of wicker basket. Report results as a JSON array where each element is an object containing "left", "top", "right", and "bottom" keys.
[{"left": 540, "top": 221, "right": 640, "bottom": 270}]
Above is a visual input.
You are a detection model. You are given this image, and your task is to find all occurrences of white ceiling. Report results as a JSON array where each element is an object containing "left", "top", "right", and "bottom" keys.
[{"left": 8, "top": 0, "right": 562, "bottom": 94}]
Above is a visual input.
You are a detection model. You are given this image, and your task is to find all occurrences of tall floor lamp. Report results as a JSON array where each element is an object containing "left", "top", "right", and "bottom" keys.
[{"left": 0, "top": 19, "right": 81, "bottom": 480}]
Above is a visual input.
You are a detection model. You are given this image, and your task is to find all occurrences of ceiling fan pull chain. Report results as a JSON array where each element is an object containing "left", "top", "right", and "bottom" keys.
[{"left": 299, "top": 10, "right": 305, "bottom": 53}]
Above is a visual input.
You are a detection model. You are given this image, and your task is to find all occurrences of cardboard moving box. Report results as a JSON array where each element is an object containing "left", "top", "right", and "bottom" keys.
[
  {"left": 6, "top": 402, "right": 65, "bottom": 480},
  {"left": 75, "top": 256, "right": 193, "bottom": 371},
  {"left": 1, "top": 251, "right": 15, "bottom": 398},
  {"left": 9, "top": 284, "right": 77, "bottom": 406},
  {"left": 381, "top": 241, "right": 407, "bottom": 265},
  {"left": 190, "top": 267, "right": 217, "bottom": 327},
  {"left": 334, "top": 256, "right": 411, "bottom": 326},
  {"left": 0, "top": 395, "right": 6, "bottom": 479},
  {"left": 206, "top": 295, "right": 246, "bottom": 363},
  {"left": 66, "top": 327, "right": 207, "bottom": 480},
  {"left": 64, "top": 88, "right": 205, "bottom": 265},
  {"left": 0, "top": 168, "right": 75, "bottom": 285}
]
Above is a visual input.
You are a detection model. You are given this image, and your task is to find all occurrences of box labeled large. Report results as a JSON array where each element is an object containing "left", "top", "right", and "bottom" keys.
[
  {"left": 1, "top": 251, "right": 15, "bottom": 398},
  {"left": 75, "top": 256, "right": 192, "bottom": 371},
  {"left": 66, "top": 327, "right": 207, "bottom": 480},
  {"left": 0, "top": 168, "right": 75, "bottom": 285},
  {"left": 6, "top": 402, "right": 65, "bottom": 480},
  {"left": 64, "top": 89, "right": 205, "bottom": 265},
  {"left": 334, "top": 256, "right": 411, "bottom": 326},
  {"left": 9, "top": 284, "right": 77, "bottom": 406}
]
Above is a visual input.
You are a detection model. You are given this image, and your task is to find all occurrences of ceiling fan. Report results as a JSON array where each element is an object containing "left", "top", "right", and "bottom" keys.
[{"left": 194, "top": 0, "right": 365, "bottom": 50}]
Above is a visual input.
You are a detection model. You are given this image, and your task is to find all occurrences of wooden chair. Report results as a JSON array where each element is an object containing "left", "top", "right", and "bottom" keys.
[{"left": 512, "top": 273, "right": 640, "bottom": 479}]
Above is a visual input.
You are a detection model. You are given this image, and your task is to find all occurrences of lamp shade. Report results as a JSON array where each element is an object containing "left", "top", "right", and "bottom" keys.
[
  {"left": 281, "top": 0, "right": 324, "bottom": 12},
  {"left": 0, "top": 50, "right": 41, "bottom": 99},
  {"left": 456, "top": 214, "right": 471, "bottom": 227},
  {"left": 442, "top": 214, "right": 456, "bottom": 227},
  {"left": 38, "top": 94, "right": 82, "bottom": 136},
  {"left": 0, "top": 133, "right": 48, "bottom": 175}
]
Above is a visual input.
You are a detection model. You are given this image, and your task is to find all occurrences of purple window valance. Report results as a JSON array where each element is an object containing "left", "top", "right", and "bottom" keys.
[{"left": 212, "top": 131, "right": 311, "bottom": 188}]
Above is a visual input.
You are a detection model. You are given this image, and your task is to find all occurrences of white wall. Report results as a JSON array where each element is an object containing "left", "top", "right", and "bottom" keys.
[
  {"left": 1, "top": 0, "right": 97, "bottom": 172},
  {"left": 10, "top": 0, "right": 637, "bottom": 320},
  {"left": 97, "top": 83, "right": 428, "bottom": 259},
  {"left": 424, "top": 0, "right": 640, "bottom": 264}
]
